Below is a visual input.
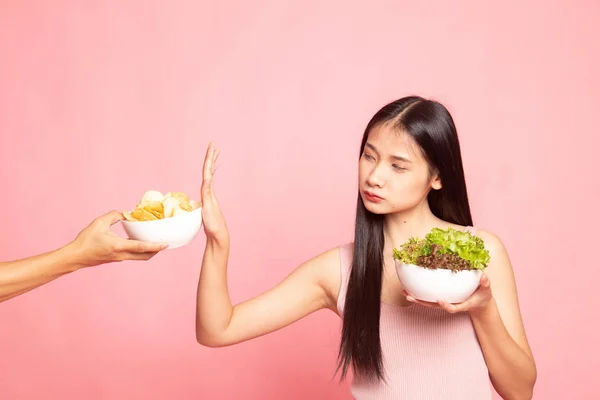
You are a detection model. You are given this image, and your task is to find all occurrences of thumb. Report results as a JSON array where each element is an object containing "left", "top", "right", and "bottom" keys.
[
  {"left": 98, "top": 210, "right": 125, "bottom": 227},
  {"left": 201, "top": 177, "right": 213, "bottom": 203},
  {"left": 480, "top": 273, "right": 491, "bottom": 288}
]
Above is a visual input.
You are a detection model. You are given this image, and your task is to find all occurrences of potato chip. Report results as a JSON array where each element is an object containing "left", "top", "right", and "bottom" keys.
[
  {"left": 167, "top": 192, "right": 190, "bottom": 205},
  {"left": 141, "top": 190, "right": 165, "bottom": 203},
  {"left": 130, "top": 207, "right": 159, "bottom": 221},
  {"left": 124, "top": 190, "right": 198, "bottom": 222},
  {"left": 163, "top": 197, "right": 180, "bottom": 218},
  {"left": 138, "top": 201, "right": 164, "bottom": 219},
  {"left": 172, "top": 206, "right": 188, "bottom": 217},
  {"left": 143, "top": 206, "right": 163, "bottom": 219},
  {"left": 179, "top": 203, "right": 193, "bottom": 212}
]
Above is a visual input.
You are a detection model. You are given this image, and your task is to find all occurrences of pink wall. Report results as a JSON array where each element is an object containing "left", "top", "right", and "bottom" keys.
[{"left": 1, "top": 1, "right": 598, "bottom": 399}]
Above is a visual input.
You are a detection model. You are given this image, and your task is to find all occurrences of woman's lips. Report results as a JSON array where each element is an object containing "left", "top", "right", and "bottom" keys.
[{"left": 364, "top": 191, "right": 384, "bottom": 203}]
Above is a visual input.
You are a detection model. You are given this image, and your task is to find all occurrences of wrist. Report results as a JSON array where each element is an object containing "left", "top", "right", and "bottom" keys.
[
  {"left": 469, "top": 297, "right": 498, "bottom": 322},
  {"left": 207, "top": 231, "right": 230, "bottom": 249},
  {"left": 59, "top": 241, "right": 88, "bottom": 272}
]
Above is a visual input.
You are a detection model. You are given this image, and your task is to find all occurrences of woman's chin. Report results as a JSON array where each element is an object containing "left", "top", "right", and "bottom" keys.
[{"left": 363, "top": 201, "right": 388, "bottom": 215}]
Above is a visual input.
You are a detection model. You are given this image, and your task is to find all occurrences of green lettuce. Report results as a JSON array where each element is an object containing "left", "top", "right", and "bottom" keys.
[{"left": 392, "top": 227, "right": 490, "bottom": 270}]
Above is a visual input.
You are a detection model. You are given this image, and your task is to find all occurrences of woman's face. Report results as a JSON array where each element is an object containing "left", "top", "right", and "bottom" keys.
[{"left": 358, "top": 123, "right": 441, "bottom": 215}]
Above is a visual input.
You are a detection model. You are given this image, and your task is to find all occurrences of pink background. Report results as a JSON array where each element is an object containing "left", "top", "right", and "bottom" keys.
[{"left": 1, "top": 1, "right": 598, "bottom": 399}]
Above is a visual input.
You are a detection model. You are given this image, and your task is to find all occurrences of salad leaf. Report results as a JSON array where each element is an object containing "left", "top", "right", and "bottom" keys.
[
  {"left": 393, "top": 227, "right": 490, "bottom": 270},
  {"left": 392, "top": 237, "right": 431, "bottom": 265}
]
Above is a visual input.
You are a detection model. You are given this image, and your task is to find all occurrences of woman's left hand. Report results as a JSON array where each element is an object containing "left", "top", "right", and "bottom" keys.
[{"left": 402, "top": 273, "right": 493, "bottom": 315}]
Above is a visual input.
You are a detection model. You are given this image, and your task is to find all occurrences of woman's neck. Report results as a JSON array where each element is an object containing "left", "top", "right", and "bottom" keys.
[{"left": 382, "top": 201, "right": 449, "bottom": 253}]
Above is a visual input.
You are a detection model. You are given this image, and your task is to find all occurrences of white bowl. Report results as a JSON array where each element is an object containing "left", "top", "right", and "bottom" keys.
[
  {"left": 121, "top": 207, "right": 203, "bottom": 249},
  {"left": 395, "top": 260, "right": 482, "bottom": 304}
]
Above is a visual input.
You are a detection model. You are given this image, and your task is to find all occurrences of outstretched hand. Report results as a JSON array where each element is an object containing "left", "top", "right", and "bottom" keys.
[
  {"left": 69, "top": 210, "right": 168, "bottom": 268},
  {"left": 200, "top": 142, "right": 228, "bottom": 243}
]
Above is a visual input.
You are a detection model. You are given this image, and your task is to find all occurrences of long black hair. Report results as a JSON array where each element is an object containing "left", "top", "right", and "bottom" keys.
[{"left": 336, "top": 96, "right": 474, "bottom": 381}]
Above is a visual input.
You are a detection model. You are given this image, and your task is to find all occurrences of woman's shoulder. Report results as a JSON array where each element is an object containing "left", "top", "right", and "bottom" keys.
[
  {"left": 465, "top": 226, "right": 506, "bottom": 253},
  {"left": 320, "top": 242, "right": 354, "bottom": 282},
  {"left": 338, "top": 241, "right": 353, "bottom": 259},
  {"left": 296, "top": 243, "right": 352, "bottom": 312},
  {"left": 447, "top": 224, "right": 504, "bottom": 247},
  {"left": 440, "top": 223, "right": 508, "bottom": 261},
  {"left": 305, "top": 243, "right": 352, "bottom": 268},
  {"left": 455, "top": 225, "right": 511, "bottom": 271}
]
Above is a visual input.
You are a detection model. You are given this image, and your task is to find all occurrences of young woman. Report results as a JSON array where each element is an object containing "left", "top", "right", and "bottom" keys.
[{"left": 195, "top": 96, "right": 537, "bottom": 399}]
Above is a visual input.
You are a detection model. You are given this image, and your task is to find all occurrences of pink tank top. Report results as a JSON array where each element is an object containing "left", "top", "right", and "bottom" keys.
[{"left": 337, "top": 232, "right": 493, "bottom": 399}]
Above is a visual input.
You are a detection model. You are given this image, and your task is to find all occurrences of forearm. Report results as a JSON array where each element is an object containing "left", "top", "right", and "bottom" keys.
[
  {"left": 195, "top": 234, "right": 233, "bottom": 345},
  {"left": 0, "top": 244, "right": 82, "bottom": 303},
  {"left": 471, "top": 300, "right": 536, "bottom": 400}
]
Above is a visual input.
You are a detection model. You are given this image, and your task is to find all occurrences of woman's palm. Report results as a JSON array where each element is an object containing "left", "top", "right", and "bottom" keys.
[{"left": 200, "top": 142, "right": 226, "bottom": 239}]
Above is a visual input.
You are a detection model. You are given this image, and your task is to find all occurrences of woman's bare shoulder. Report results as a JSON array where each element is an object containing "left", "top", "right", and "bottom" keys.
[{"left": 299, "top": 243, "right": 352, "bottom": 312}]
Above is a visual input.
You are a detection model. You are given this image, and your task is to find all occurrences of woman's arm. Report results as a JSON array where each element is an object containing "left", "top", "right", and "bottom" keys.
[
  {"left": 194, "top": 143, "right": 340, "bottom": 347},
  {"left": 196, "top": 236, "right": 340, "bottom": 347},
  {"left": 403, "top": 229, "right": 537, "bottom": 399},
  {"left": 470, "top": 230, "right": 537, "bottom": 400}
]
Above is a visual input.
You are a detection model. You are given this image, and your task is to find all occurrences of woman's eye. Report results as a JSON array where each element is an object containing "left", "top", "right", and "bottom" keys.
[
  {"left": 363, "top": 153, "right": 374, "bottom": 161},
  {"left": 392, "top": 164, "right": 406, "bottom": 171}
]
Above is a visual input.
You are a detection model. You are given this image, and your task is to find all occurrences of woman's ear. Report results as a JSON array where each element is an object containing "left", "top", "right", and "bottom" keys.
[{"left": 431, "top": 174, "right": 442, "bottom": 190}]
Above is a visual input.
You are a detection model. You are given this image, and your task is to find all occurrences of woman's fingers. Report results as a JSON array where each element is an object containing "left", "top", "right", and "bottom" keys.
[
  {"left": 202, "top": 142, "right": 216, "bottom": 180},
  {"left": 201, "top": 142, "right": 218, "bottom": 202}
]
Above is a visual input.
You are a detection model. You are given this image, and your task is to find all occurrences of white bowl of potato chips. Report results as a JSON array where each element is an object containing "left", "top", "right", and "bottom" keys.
[{"left": 121, "top": 190, "right": 202, "bottom": 249}]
